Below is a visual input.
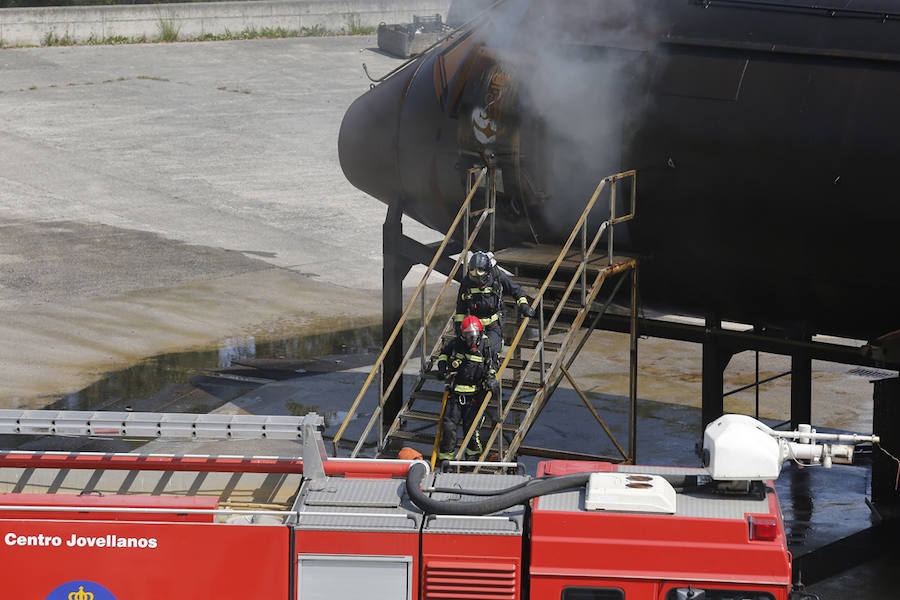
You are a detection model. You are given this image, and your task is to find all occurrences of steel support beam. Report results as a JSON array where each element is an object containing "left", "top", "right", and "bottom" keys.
[
  {"left": 382, "top": 204, "right": 411, "bottom": 432},
  {"left": 702, "top": 315, "right": 733, "bottom": 429},
  {"left": 381, "top": 208, "right": 467, "bottom": 434},
  {"left": 628, "top": 266, "right": 638, "bottom": 463},
  {"left": 592, "top": 313, "right": 889, "bottom": 369},
  {"left": 791, "top": 334, "right": 813, "bottom": 429},
  {"left": 873, "top": 377, "right": 900, "bottom": 511}
]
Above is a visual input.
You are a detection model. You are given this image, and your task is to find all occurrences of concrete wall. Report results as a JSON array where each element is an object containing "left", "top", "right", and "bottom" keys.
[{"left": 0, "top": 0, "right": 451, "bottom": 47}]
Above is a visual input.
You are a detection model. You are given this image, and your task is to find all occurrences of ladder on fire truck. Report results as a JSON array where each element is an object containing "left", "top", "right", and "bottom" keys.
[{"left": 331, "top": 167, "right": 639, "bottom": 465}]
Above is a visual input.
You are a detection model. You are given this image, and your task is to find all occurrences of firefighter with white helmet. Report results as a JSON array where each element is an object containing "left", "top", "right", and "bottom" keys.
[
  {"left": 454, "top": 251, "right": 535, "bottom": 354},
  {"left": 435, "top": 315, "right": 499, "bottom": 461}
]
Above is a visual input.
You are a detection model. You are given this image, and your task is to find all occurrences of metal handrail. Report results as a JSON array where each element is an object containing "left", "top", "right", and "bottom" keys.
[
  {"left": 495, "top": 259, "right": 635, "bottom": 462},
  {"left": 348, "top": 208, "right": 489, "bottom": 458},
  {"left": 455, "top": 170, "right": 637, "bottom": 461},
  {"left": 332, "top": 167, "right": 493, "bottom": 456}
]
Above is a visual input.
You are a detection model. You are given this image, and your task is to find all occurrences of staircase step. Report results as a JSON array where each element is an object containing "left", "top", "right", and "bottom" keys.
[
  {"left": 481, "top": 396, "right": 531, "bottom": 413},
  {"left": 502, "top": 357, "right": 554, "bottom": 371},
  {"left": 411, "top": 389, "right": 447, "bottom": 402},
  {"left": 504, "top": 296, "right": 591, "bottom": 313},
  {"left": 497, "top": 245, "right": 634, "bottom": 272},
  {"left": 495, "top": 245, "right": 619, "bottom": 272},
  {"left": 389, "top": 430, "right": 436, "bottom": 445},
  {"left": 410, "top": 387, "right": 533, "bottom": 411},
  {"left": 441, "top": 320, "right": 568, "bottom": 341},
  {"left": 516, "top": 338, "right": 562, "bottom": 351},
  {"left": 507, "top": 276, "right": 571, "bottom": 291},
  {"left": 500, "top": 378, "right": 542, "bottom": 392},
  {"left": 486, "top": 399, "right": 532, "bottom": 413},
  {"left": 399, "top": 409, "right": 443, "bottom": 423},
  {"left": 399, "top": 409, "right": 520, "bottom": 433},
  {"left": 419, "top": 358, "right": 556, "bottom": 379}
]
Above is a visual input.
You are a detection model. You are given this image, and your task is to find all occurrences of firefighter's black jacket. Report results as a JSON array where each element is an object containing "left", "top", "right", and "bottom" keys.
[
  {"left": 437, "top": 336, "right": 498, "bottom": 395},
  {"left": 454, "top": 268, "right": 529, "bottom": 329}
]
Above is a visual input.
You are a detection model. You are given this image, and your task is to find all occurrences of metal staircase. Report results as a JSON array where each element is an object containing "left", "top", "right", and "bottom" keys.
[
  {"left": 332, "top": 169, "right": 640, "bottom": 466},
  {"left": 331, "top": 167, "right": 498, "bottom": 458}
]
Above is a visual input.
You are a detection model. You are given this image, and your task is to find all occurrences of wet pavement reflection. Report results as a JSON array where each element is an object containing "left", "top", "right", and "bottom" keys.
[{"left": 40, "top": 325, "right": 383, "bottom": 414}]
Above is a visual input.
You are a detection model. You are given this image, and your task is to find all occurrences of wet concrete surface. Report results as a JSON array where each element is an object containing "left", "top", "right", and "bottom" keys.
[{"left": 0, "top": 36, "right": 441, "bottom": 403}]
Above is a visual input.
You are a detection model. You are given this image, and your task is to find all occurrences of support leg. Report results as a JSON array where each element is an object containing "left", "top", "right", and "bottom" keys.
[
  {"left": 791, "top": 334, "right": 812, "bottom": 430},
  {"left": 382, "top": 204, "right": 412, "bottom": 433},
  {"left": 702, "top": 315, "right": 732, "bottom": 429},
  {"left": 873, "top": 377, "right": 900, "bottom": 511}
]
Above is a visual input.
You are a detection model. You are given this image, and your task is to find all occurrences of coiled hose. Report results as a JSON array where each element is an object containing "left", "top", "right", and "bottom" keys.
[{"left": 405, "top": 462, "right": 591, "bottom": 515}]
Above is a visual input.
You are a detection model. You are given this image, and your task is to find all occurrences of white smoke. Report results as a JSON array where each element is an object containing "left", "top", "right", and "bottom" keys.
[{"left": 499, "top": 0, "right": 659, "bottom": 235}]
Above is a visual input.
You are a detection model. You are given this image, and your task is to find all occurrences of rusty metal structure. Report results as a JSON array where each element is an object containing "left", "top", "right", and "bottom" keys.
[
  {"left": 332, "top": 167, "right": 640, "bottom": 466},
  {"left": 338, "top": 0, "right": 900, "bottom": 436}
]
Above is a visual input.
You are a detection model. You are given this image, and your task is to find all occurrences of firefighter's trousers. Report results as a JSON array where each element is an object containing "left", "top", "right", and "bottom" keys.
[{"left": 439, "top": 391, "right": 485, "bottom": 457}]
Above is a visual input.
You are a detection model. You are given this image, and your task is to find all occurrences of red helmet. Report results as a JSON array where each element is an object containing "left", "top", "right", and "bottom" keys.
[{"left": 460, "top": 315, "right": 484, "bottom": 348}]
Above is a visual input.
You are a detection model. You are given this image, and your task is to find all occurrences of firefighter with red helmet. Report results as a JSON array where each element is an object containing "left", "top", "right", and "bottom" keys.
[
  {"left": 454, "top": 251, "right": 535, "bottom": 355},
  {"left": 435, "top": 315, "right": 499, "bottom": 462}
]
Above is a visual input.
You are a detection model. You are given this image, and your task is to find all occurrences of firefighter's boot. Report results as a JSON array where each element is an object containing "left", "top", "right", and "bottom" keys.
[{"left": 464, "top": 429, "right": 483, "bottom": 458}]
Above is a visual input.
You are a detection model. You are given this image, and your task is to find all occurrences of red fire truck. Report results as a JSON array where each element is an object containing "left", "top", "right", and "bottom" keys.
[{"left": 0, "top": 410, "right": 873, "bottom": 599}]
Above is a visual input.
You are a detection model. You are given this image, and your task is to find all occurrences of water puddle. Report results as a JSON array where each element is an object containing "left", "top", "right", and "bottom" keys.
[
  {"left": 40, "top": 313, "right": 453, "bottom": 418},
  {"left": 45, "top": 324, "right": 384, "bottom": 414}
]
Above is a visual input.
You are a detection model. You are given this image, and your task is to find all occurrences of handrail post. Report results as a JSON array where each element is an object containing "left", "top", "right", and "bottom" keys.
[
  {"left": 580, "top": 221, "right": 587, "bottom": 306},
  {"left": 489, "top": 168, "right": 496, "bottom": 252},
  {"left": 497, "top": 376, "right": 504, "bottom": 459},
  {"left": 420, "top": 289, "right": 427, "bottom": 375},
  {"left": 378, "top": 362, "right": 385, "bottom": 451},
  {"left": 628, "top": 264, "right": 638, "bottom": 463},
  {"left": 464, "top": 170, "right": 473, "bottom": 251},
  {"left": 630, "top": 172, "right": 637, "bottom": 218},
  {"left": 608, "top": 178, "right": 616, "bottom": 266},
  {"left": 538, "top": 297, "right": 546, "bottom": 386}
]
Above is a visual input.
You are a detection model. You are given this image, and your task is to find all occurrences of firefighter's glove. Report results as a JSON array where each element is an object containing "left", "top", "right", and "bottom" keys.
[
  {"left": 437, "top": 360, "right": 449, "bottom": 380},
  {"left": 488, "top": 376, "right": 500, "bottom": 396},
  {"left": 518, "top": 301, "right": 536, "bottom": 319}
]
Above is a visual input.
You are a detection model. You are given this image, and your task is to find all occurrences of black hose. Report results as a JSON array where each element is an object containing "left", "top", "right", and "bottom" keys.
[
  {"left": 429, "top": 479, "right": 533, "bottom": 496},
  {"left": 428, "top": 475, "right": 557, "bottom": 497},
  {"left": 405, "top": 462, "right": 590, "bottom": 515}
]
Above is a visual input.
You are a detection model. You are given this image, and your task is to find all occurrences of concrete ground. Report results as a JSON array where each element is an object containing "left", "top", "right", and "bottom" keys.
[{"left": 0, "top": 36, "right": 443, "bottom": 403}]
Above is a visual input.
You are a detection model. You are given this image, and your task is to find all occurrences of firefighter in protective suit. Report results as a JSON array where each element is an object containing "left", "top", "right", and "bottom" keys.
[
  {"left": 436, "top": 315, "right": 499, "bottom": 461},
  {"left": 454, "top": 251, "right": 535, "bottom": 355}
]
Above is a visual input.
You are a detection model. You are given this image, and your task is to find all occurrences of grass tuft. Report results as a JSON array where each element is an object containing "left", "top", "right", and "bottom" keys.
[
  {"left": 156, "top": 15, "right": 181, "bottom": 43},
  {"left": 43, "top": 30, "right": 76, "bottom": 46},
  {"left": 301, "top": 25, "right": 327, "bottom": 37},
  {"left": 346, "top": 15, "right": 375, "bottom": 36}
]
